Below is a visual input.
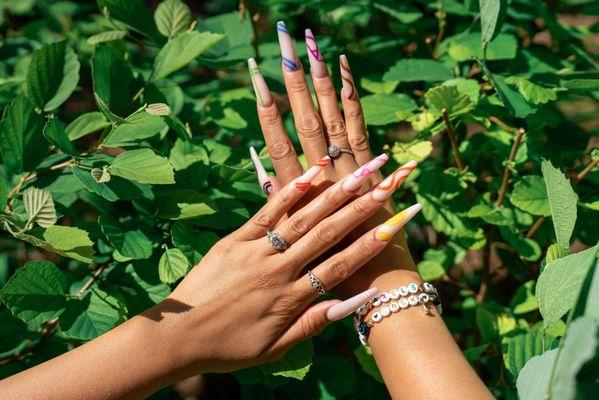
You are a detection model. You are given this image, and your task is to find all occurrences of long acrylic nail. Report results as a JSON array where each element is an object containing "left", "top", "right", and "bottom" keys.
[
  {"left": 339, "top": 54, "right": 356, "bottom": 99},
  {"left": 327, "top": 287, "right": 379, "bottom": 321},
  {"left": 277, "top": 21, "right": 299, "bottom": 71},
  {"left": 250, "top": 146, "right": 274, "bottom": 195},
  {"left": 342, "top": 154, "right": 389, "bottom": 193},
  {"left": 371, "top": 160, "right": 417, "bottom": 201},
  {"left": 305, "top": 29, "right": 326, "bottom": 78},
  {"left": 375, "top": 203, "right": 422, "bottom": 241},
  {"left": 248, "top": 58, "right": 273, "bottom": 107},
  {"left": 294, "top": 156, "right": 331, "bottom": 191}
]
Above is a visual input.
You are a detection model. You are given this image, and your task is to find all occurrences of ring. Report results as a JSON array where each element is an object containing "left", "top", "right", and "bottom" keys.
[
  {"left": 327, "top": 144, "right": 354, "bottom": 159},
  {"left": 307, "top": 270, "right": 326, "bottom": 295},
  {"left": 267, "top": 231, "right": 288, "bottom": 251}
]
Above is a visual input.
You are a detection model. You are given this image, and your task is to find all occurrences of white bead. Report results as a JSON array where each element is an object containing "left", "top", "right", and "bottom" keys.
[
  {"left": 408, "top": 283, "right": 419, "bottom": 294},
  {"left": 372, "top": 297, "right": 382, "bottom": 307},
  {"left": 389, "top": 289, "right": 400, "bottom": 299},
  {"left": 423, "top": 282, "right": 434, "bottom": 293},
  {"left": 399, "top": 286, "right": 409, "bottom": 296},
  {"left": 419, "top": 293, "right": 430, "bottom": 304},
  {"left": 356, "top": 305, "right": 368, "bottom": 315},
  {"left": 379, "top": 292, "right": 391, "bottom": 303},
  {"left": 381, "top": 306, "right": 391, "bottom": 317},
  {"left": 390, "top": 302, "right": 400, "bottom": 313},
  {"left": 399, "top": 298, "right": 409, "bottom": 309},
  {"left": 408, "top": 295, "right": 418, "bottom": 306},
  {"left": 372, "top": 312, "right": 383, "bottom": 323}
]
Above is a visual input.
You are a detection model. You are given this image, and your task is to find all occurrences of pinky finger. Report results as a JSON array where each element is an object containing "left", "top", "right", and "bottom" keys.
[{"left": 250, "top": 146, "right": 281, "bottom": 196}]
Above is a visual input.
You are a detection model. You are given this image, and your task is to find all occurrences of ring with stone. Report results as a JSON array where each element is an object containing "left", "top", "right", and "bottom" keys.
[
  {"left": 267, "top": 230, "right": 288, "bottom": 251},
  {"left": 327, "top": 144, "right": 354, "bottom": 159}
]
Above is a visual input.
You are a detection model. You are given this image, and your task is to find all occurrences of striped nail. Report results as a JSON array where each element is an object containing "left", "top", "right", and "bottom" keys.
[
  {"left": 305, "top": 29, "right": 326, "bottom": 78},
  {"left": 340, "top": 54, "right": 356, "bottom": 99},
  {"left": 375, "top": 204, "right": 422, "bottom": 241},
  {"left": 342, "top": 154, "right": 389, "bottom": 193},
  {"left": 371, "top": 161, "right": 417, "bottom": 201},
  {"left": 277, "top": 21, "right": 299, "bottom": 71},
  {"left": 250, "top": 147, "right": 273, "bottom": 195},
  {"left": 327, "top": 288, "right": 379, "bottom": 321},
  {"left": 248, "top": 58, "right": 272, "bottom": 107},
  {"left": 294, "top": 156, "right": 331, "bottom": 191}
]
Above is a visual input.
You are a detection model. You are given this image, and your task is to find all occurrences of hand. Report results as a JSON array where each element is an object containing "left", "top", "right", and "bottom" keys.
[{"left": 248, "top": 22, "right": 418, "bottom": 295}]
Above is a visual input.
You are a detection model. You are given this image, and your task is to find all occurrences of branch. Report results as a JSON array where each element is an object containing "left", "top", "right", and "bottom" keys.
[
  {"left": 576, "top": 158, "right": 598, "bottom": 181},
  {"left": 441, "top": 108, "right": 465, "bottom": 170},
  {"left": 489, "top": 116, "right": 519, "bottom": 134},
  {"left": 495, "top": 128, "right": 526, "bottom": 208},
  {"left": 77, "top": 259, "right": 112, "bottom": 298},
  {"left": 477, "top": 228, "right": 495, "bottom": 303}
]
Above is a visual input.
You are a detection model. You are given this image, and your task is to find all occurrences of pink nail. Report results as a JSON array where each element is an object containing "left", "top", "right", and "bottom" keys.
[
  {"left": 327, "top": 287, "right": 379, "bottom": 321},
  {"left": 277, "top": 21, "right": 299, "bottom": 71},
  {"left": 250, "top": 147, "right": 274, "bottom": 195},
  {"left": 293, "top": 155, "right": 331, "bottom": 191},
  {"left": 371, "top": 160, "right": 417, "bottom": 201},
  {"left": 341, "top": 154, "right": 388, "bottom": 193},
  {"left": 374, "top": 203, "right": 422, "bottom": 241},
  {"left": 305, "top": 29, "right": 327, "bottom": 78}
]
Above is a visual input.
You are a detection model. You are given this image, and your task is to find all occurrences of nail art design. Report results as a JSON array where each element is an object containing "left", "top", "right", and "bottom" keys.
[
  {"left": 305, "top": 29, "right": 327, "bottom": 78},
  {"left": 294, "top": 156, "right": 331, "bottom": 191},
  {"left": 375, "top": 203, "right": 422, "bottom": 241},
  {"left": 248, "top": 58, "right": 273, "bottom": 107},
  {"left": 342, "top": 154, "right": 389, "bottom": 193},
  {"left": 371, "top": 160, "right": 417, "bottom": 201},
  {"left": 250, "top": 146, "right": 273, "bottom": 195},
  {"left": 340, "top": 54, "right": 355, "bottom": 99},
  {"left": 327, "top": 287, "right": 379, "bottom": 321},
  {"left": 277, "top": 21, "right": 299, "bottom": 71}
]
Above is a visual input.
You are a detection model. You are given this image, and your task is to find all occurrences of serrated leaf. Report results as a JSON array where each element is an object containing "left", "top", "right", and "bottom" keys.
[
  {"left": 391, "top": 140, "right": 433, "bottom": 165},
  {"left": 99, "top": 215, "right": 153, "bottom": 260},
  {"left": 151, "top": 31, "right": 224, "bottom": 82},
  {"left": 66, "top": 112, "right": 110, "bottom": 140},
  {"left": 383, "top": 59, "right": 453, "bottom": 82},
  {"left": 448, "top": 33, "right": 517, "bottom": 61},
  {"left": 98, "top": 0, "right": 162, "bottom": 42},
  {"left": 361, "top": 93, "right": 416, "bottom": 126},
  {"left": 417, "top": 260, "right": 446, "bottom": 280},
  {"left": 479, "top": 0, "right": 501, "bottom": 44},
  {"left": 510, "top": 280, "right": 538, "bottom": 314},
  {"left": 91, "top": 167, "right": 111, "bottom": 183},
  {"left": 145, "top": 103, "right": 171, "bottom": 116},
  {"left": 541, "top": 160, "right": 578, "bottom": 249},
  {"left": 42, "top": 117, "right": 78, "bottom": 156},
  {"left": 158, "top": 248, "right": 189, "bottom": 283},
  {"left": 103, "top": 111, "right": 167, "bottom": 147},
  {"left": 510, "top": 176, "right": 550, "bottom": 217},
  {"left": 108, "top": 149, "right": 175, "bottom": 185},
  {"left": 87, "top": 30, "right": 127, "bottom": 45},
  {"left": 154, "top": 0, "right": 192, "bottom": 39},
  {"left": 425, "top": 85, "right": 475, "bottom": 119},
  {"left": 23, "top": 187, "right": 57, "bottom": 228},
  {"left": 171, "top": 222, "right": 219, "bottom": 265},
  {"left": 505, "top": 76, "right": 558, "bottom": 105},
  {"left": 499, "top": 226, "right": 541, "bottom": 261},
  {"left": 7, "top": 225, "right": 94, "bottom": 262},
  {"left": 0, "top": 261, "right": 67, "bottom": 324},
  {"left": 503, "top": 326, "right": 553, "bottom": 377},
  {"left": 72, "top": 165, "right": 152, "bottom": 202},
  {"left": 25, "top": 41, "right": 80, "bottom": 112}
]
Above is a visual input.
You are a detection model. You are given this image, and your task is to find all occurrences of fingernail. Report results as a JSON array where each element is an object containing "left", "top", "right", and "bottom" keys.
[
  {"left": 248, "top": 58, "right": 273, "bottom": 107},
  {"left": 250, "top": 146, "right": 274, "bottom": 195},
  {"left": 339, "top": 54, "right": 356, "bottom": 99},
  {"left": 327, "top": 287, "right": 379, "bottom": 321},
  {"left": 375, "top": 203, "right": 422, "bottom": 241},
  {"left": 371, "top": 160, "right": 417, "bottom": 201},
  {"left": 342, "top": 154, "right": 389, "bottom": 193},
  {"left": 305, "top": 29, "right": 326, "bottom": 78},
  {"left": 277, "top": 21, "right": 299, "bottom": 71},
  {"left": 294, "top": 155, "right": 331, "bottom": 191}
]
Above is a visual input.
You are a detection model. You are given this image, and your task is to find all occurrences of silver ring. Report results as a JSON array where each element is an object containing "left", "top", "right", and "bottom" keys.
[
  {"left": 267, "top": 231, "right": 288, "bottom": 251},
  {"left": 327, "top": 144, "right": 354, "bottom": 159},
  {"left": 307, "top": 270, "right": 326, "bottom": 295}
]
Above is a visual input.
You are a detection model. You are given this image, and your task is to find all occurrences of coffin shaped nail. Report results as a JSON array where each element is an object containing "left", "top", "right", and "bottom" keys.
[
  {"left": 375, "top": 203, "right": 422, "bottom": 241},
  {"left": 342, "top": 154, "right": 389, "bottom": 193},
  {"left": 305, "top": 29, "right": 326, "bottom": 78},
  {"left": 277, "top": 21, "right": 299, "bottom": 71},
  {"left": 248, "top": 58, "right": 273, "bottom": 107},
  {"left": 371, "top": 160, "right": 417, "bottom": 201}
]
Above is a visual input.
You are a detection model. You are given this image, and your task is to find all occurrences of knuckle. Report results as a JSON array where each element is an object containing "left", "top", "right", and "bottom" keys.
[
  {"left": 325, "top": 120, "right": 347, "bottom": 139},
  {"left": 270, "top": 139, "right": 293, "bottom": 160},
  {"left": 288, "top": 215, "right": 310, "bottom": 236},
  {"left": 321, "top": 187, "right": 343, "bottom": 207},
  {"left": 253, "top": 210, "right": 273, "bottom": 228},
  {"left": 356, "top": 235, "right": 375, "bottom": 257},
  {"left": 349, "top": 133, "right": 370, "bottom": 152},
  {"left": 345, "top": 107, "right": 363, "bottom": 121},
  {"left": 352, "top": 198, "right": 374, "bottom": 217},
  {"left": 300, "top": 311, "right": 322, "bottom": 338},
  {"left": 288, "top": 78, "right": 308, "bottom": 93},
  {"left": 261, "top": 107, "right": 281, "bottom": 126},
  {"left": 315, "top": 223, "right": 338, "bottom": 245},
  {"left": 296, "top": 115, "right": 322, "bottom": 138},
  {"left": 327, "top": 258, "right": 351, "bottom": 282},
  {"left": 316, "top": 81, "right": 336, "bottom": 98}
]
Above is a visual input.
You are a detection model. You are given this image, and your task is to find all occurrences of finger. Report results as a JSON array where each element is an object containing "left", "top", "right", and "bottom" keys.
[
  {"left": 250, "top": 146, "right": 280, "bottom": 197},
  {"left": 306, "top": 30, "right": 356, "bottom": 172},
  {"left": 277, "top": 21, "right": 329, "bottom": 167},
  {"left": 236, "top": 156, "right": 330, "bottom": 239},
  {"left": 297, "top": 204, "right": 422, "bottom": 296},
  {"left": 339, "top": 55, "right": 373, "bottom": 168},
  {"left": 272, "top": 154, "right": 388, "bottom": 250},
  {"left": 249, "top": 58, "right": 303, "bottom": 184}
]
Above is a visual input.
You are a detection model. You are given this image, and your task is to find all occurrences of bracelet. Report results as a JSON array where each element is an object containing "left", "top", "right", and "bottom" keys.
[{"left": 355, "top": 282, "right": 437, "bottom": 316}]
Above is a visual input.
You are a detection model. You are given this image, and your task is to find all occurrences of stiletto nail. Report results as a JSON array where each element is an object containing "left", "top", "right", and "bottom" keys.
[
  {"left": 277, "top": 21, "right": 299, "bottom": 71},
  {"left": 327, "top": 288, "right": 379, "bottom": 321},
  {"left": 248, "top": 58, "right": 273, "bottom": 107},
  {"left": 305, "top": 29, "right": 326, "bottom": 78},
  {"left": 339, "top": 54, "right": 356, "bottom": 99},
  {"left": 250, "top": 147, "right": 274, "bottom": 195},
  {"left": 375, "top": 204, "right": 422, "bottom": 241},
  {"left": 294, "top": 156, "right": 331, "bottom": 191},
  {"left": 342, "top": 154, "right": 389, "bottom": 193},
  {"left": 371, "top": 160, "right": 417, "bottom": 201}
]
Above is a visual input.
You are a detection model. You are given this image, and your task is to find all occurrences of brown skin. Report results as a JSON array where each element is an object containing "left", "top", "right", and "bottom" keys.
[{"left": 256, "top": 58, "right": 492, "bottom": 398}]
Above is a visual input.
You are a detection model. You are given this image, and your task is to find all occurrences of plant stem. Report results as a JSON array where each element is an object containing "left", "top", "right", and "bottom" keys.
[
  {"left": 432, "top": 2, "right": 446, "bottom": 58},
  {"left": 489, "top": 116, "right": 519, "bottom": 134},
  {"left": 576, "top": 158, "right": 598, "bottom": 181},
  {"left": 477, "top": 227, "right": 495, "bottom": 303},
  {"left": 441, "top": 108, "right": 465, "bottom": 170},
  {"left": 526, "top": 216, "right": 546, "bottom": 238},
  {"left": 77, "top": 260, "right": 112, "bottom": 298},
  {"left": 495, "top": 128, "right": 525, "bottom": 208}
]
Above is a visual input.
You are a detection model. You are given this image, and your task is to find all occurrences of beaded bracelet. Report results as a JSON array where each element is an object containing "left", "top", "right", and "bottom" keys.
[{"left": 355, "top": 282, "right": 438, "bottom": 316}]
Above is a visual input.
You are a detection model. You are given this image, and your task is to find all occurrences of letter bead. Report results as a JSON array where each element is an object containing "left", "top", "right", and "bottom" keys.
[
  {"left": 423, "top": 282, "right": 434, "bottom": 293},
  {"left": 419, "top": 293, "right": 430, "bottom": 304},
  {"left": 408, "top": 295, "right": 418, "bottom": 306},
  {"left": 390, "top": 302, "right": 400, "bottom": 313},
  {"left": 372, "top": 312, "right": 383, "bottom": 323},
  {"left": 399, "top": 298, "right": 409, "bottom": 309},
  {"left": 399, "top": 286, "right": 409, "bottom": 296},
  {"left": 372, "top": 297, "right": 382, "bottom": 307},
  {"left": 356, "top": 305, "right": 368, "bottom": 315},
  {"left": 381, "top": 306, "right": 391, "bottom": 317},
  {"left": 380, "top": 292, "right": 391, "bottom": 303},
  {"left": 408, "top": 283, "right": 419, "bottom": 294},
  {"left": 389, "top": 289, "right": 400, "bottom": 299}
]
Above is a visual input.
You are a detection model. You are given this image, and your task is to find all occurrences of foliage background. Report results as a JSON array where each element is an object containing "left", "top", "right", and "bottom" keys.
[{"left": 0, "top": 0, "right": 597, "bottom": 398}]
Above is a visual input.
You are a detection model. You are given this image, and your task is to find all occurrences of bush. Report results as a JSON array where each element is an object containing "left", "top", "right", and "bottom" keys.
[{"left": 0, "top": 0, "right": 597, "bottom": 398}]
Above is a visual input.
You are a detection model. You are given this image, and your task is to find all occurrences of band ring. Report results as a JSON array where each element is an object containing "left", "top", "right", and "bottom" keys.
[
  {"left": 327, "top": 144, "right": 354, "bottom": 159},
  {"left": 267, "top": 230, "right": 288, "bottom": 251},
  {"left": 307, "top": 270, "right": 326, "bottom": 295}
]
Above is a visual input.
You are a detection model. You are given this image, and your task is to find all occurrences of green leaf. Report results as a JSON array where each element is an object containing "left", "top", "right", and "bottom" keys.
[
  {"left": 391, "top": 140, "right": 433, "bottom": 165},
  {"left": 505, "top": 76, "right": 558, "bottom": 105},
  {"left": 476, "top": 306, "right": 498, "bottom": 341},
  {"left": 87, "top": 30, "right": 127, "bottom": 45},
  {"left": 72, "top": 164, "right": 152, "bottom": 202},
  {"left": 361, "top": 93, "right": 416, "bottom": 126},
  {"left": 442, "top": 78, "right": 480, "bottom": 102},
  {"left": 481, "top": 64, "right": 536, "bottom": 118},
  {"left": 157, "top": 190, "right": 217, "bottom": 220},
  {"left": 417, "top": 260, "right": 446, "bottom": 280},
  {"left": 23, "top": 187, "right": 57, "bottom": 228},
  {"left": 510, "top": 280, "right": 538, "bottom": 314},
  {"left": 158, "top": 248, "right": 189, "bottom": 283},
  {"left": 425, "top": 85, "right": 475, "bottom": 118},
  {"left": 154, "top": 0, "right": 192, "bottom": 39},
  {"left": 66, "top": 112, "right": 110, "bottom": 140},
  {"left": 541, "top": 160, "right": 578, "bottom": 249},
  {"left": 546, "top": 243, "right": 568, "bottom": 264},
  {"left": 99, "top": 215, "right": 153, "bottom": 260},
  {"left": 103, "top": 111, "right": 167, "bottom": 147},
  {"left": 510, "top": 176, "right": 550, "bottom": 216},
  {"left": 171, "top": 222, "right": 219, "bottom": 265},
  {"left": 0, "top": 261, "right": 67, "bottom": 324},
  {"left": 43, "top": 225, "right": 95, "bottom": 262},
  {"left": 43, "top": 117, "right": 78, "bottom": 155},
  {"left": 503, "top": 326, "right": 553, "bottom": 377},
  {"left": 516, "top": 348, "right": 557, "bottom": 400},
  {"left": 108, "top": 149, "right": 175, "bottom": 185},
  {"left": 448, "top": 33, "right": 517, "bottom": 61},
  {"left": 383, "top": 59, "right": 454, "bottom": 82},
  {"left": 150, "top": 31, "right": 225, "bottom": 82},
  {"left": 0, "top": 176, "right": 7, "bottom": 211},
  {"left": 559, "top": 70, "right": 599, "bottom": 92},
  {"left": 536, "top": 244, "right": 598, "bottom": 328},
  {"left": 479, "top": 0, "right": 501, "bottom": 44},
  {"left": 25, "top": 41, "right": 80, "bottom": 111},
  {"left": 499, "top": 226, "right": 542, "bottom": 261},
  {"left": 97, "top": 0, "right": 161, "bottom": 42},
  {"left": 354, "top": 345, "right": 383, "bottom": 383},
  {"left": 263, "top": 340, "right": 313, "bottom": 379},
  {"left": 360, "top": 75, "right": 399, "bottom": 94},
  {"left": 91, "top": 167, "right": 111, "bottom": 183}
]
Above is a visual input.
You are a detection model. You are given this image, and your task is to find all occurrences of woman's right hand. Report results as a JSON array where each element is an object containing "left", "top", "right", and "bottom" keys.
[{"left": 145, "top": 154, "right": 420, "bottom": 377}]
